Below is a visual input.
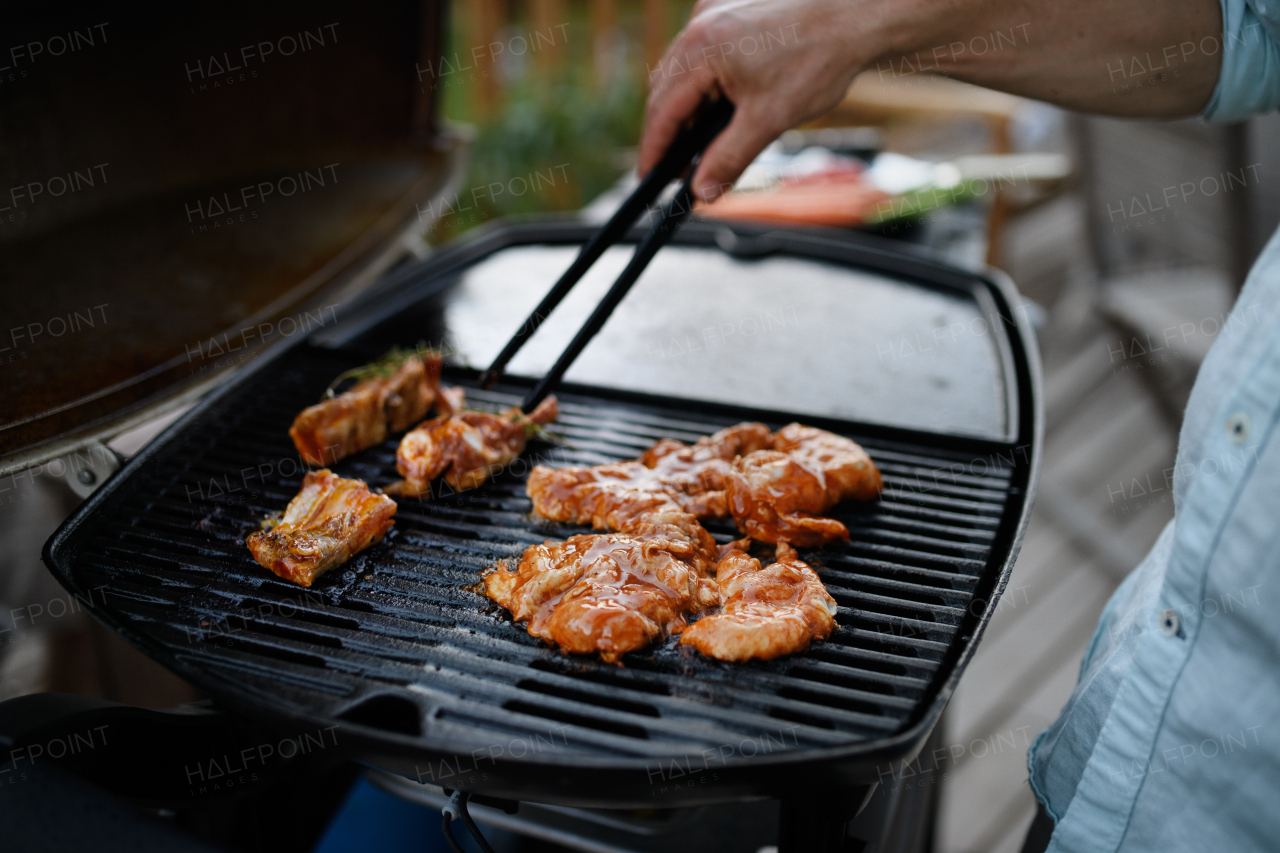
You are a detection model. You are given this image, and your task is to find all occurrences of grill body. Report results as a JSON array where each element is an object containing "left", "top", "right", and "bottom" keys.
[{"left": 44, "top": 222, "right": 1041, "bottom": 809}]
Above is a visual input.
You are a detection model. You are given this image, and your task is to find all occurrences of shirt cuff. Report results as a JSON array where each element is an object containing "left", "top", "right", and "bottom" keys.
[{"left": 1202, "top": 0, "right": 1280, "bottom": 121}]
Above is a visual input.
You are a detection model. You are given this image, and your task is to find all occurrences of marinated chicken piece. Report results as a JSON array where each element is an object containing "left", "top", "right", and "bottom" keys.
[
  {"left": 680, "top": 542, "right": 838, "bottom": 661},
  {"left": 771, "top": 424, "right": 882, "bottom": 501},
  {"left": 638, "top": 422, "right": 774, "bottom": 468},
  {"left": 724, "top": 452, "right": 851, "bottom": 546},
  {"left": 528, "top": 460, "right": 715, "bottom": 519},
  {"left": 497, "top": 456, "right": 726, "bottom": 661},
  {"left": 527, "top": 464, "right": 721, "bottom": 564},
  {"left": 528, "top": 422, "right": 773, "bottom": 522},
  {"left": 495, "top": 421, "right": 870, "bottom": 662},
  {"left": 485, "top": 531, "right": 719, "bottom": 663},
  {"left": 289, "top": 352, "right": 443, "bottom": 466},
  {"left": 436, "top": 385, "right": 466, "bottom": 417},
  {"left": 290, "top": 383, "right": 382, "bottom": 467},
  {"left": 383, "top": 355, "right": 443, "bottom": 432},
  {"left": 389, "top": 396, "right": 558, "bottom": 494},
  {"left": 725, "top": 424, "right": 882, "bottom": 546},
  {"left": 246, "top": 469, "right": 396, "bottom": 587}
]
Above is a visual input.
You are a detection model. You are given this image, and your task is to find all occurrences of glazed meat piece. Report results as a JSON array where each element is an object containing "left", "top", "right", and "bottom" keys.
[
  {"left": 391, "top": 413, "right": 510, "bottom": 493},
  {"left": 638, "top": 422, "right": 773, "bottom": 468},
  {"left": 724, "top": 452, "right": 850, "bottom": 546},
  {"left": 681, "top": 542, "right": 838, "bottom": 661},
  {"left": 725, "top": 424, "right": 882, "bottom": 546},
  {"left": 527, "top": 422, "right": 773, "bottom": 522},
  {"left": 530, "top": 421, "right": 879, "bottom": 548},
  {"left": 382, "top": 354, "right": 443, "bottom": 432},
  {"left": 494, "top": 459, "right": 724, "bottom": 661},
  {"left": 526, "top": 463, "right": 720, "bottom": 563},
  {"left": 246, "top": 469, "right": 396, "bottom": 587},
  {"left": 771, "top": 424, "right": 882, "bottom": 501},
  {"left": 485, "top": 531, "right": 718, "bottom": 663},
  {"left": 390, "top": 396, "right": 558, "bottom": 494},
  {"left": 637, "top": 421, "right": 774, "bottom": 516},
  {"left": 289, "top": 352, "right": 443, "bottom": 466},
  {"left": 436, "top": 385, "right": 466, "bottom": 417},
  {"left": 528, "top": 460, "right": 721, "bottom": 520},
  {"left": 495, "top": 421, "right": 871, "bottom": 662}
]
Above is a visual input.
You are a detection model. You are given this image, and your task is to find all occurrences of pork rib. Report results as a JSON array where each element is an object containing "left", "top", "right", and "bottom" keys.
[
  {"left": 289, "top": 352, "right": 443, "bottom": 466},
  {"left": 246, "top": 469, "right": 396, "bottom": 587}
]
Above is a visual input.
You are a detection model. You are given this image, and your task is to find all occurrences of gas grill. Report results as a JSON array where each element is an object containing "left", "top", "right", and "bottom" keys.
[
  {"left": 3, "top": 2, "right": 1042, "bottom": 850},
  {"left": 31, "top": 219, "right": 1042, "bottom": 851}
]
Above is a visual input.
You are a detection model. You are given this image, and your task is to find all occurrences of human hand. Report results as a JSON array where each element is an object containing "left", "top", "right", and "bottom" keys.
[{"left": 638, "top": 0, "right": 877, "bottom": 201}]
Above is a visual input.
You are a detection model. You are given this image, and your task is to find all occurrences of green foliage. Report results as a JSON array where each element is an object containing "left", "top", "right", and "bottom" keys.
[
  {"left": 430, "top": 0, "right": 655, "bottom": 243},
  {"left": 432, "top": 74, "right": 644, "bottom": 243},
  {"left": 481, "top": 76, "right": 644, "bottom": 213}
]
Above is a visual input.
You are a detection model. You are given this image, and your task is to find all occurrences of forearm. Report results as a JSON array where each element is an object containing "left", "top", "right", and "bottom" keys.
[
  {"left": 641, "top": 0, "right": 1229, "bottom": 197},
  {"left": 871, "top": 0, "right": 1223, "bottom": 117}
]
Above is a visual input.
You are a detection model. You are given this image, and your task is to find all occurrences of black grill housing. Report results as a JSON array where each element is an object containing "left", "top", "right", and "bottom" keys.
[{"left": 43, "top": 222, "right": 1041, "bottom": 808}]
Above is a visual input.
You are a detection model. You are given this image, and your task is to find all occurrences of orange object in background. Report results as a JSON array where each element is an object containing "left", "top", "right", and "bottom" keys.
[{"left": 696, "top": 172, "right": 892, "bottom": 228}]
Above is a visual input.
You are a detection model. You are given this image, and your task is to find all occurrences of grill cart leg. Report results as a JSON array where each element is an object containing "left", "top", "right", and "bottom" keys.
[{"left": 778, "top": 785, "right": 875, "bottom": 853}]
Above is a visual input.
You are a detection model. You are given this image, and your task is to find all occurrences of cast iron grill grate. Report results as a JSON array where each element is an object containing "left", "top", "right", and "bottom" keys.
[{"left": 53, "top": 344, "right": 1023, "bottom": 762}]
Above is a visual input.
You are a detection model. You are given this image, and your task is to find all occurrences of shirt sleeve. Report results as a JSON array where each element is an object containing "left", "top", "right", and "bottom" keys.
[{"left": 1202, "top": 0, "right": 1280, "bottom": 120}]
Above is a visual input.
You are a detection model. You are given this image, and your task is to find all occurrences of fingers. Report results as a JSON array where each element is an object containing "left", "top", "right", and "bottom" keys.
[
  {"left": 639, "top": 9, "right": 726, "bottom": 176},
  {"left": 644, "top": 82, "right": 786, "bottom": 201},
  {"left": 638, "top": 69, "right": 717, "bottom": 177},
  {"left": 639, "top": 0, "right": 857, "bottom": 194},
  {"left": 691, "top": 105, "right": 782, "bottom": 201}
]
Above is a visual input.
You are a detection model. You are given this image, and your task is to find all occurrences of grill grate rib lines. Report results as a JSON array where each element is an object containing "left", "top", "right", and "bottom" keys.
[{"left": 52, "top": 352, "right": 1028, "bottom": 762}]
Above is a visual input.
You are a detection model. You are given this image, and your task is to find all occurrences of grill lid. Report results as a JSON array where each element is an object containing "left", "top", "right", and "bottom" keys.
[{"left": 1, "top": 1, "right": 454, "bottom": 473}]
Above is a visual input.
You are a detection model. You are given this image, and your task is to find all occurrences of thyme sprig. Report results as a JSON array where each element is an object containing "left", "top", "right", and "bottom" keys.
[
  {"left": 323, "top": 344, "right": 440, "bottom": 399},
  {"left": 510, "top": 411, "right": 566, "bottom": 444}
]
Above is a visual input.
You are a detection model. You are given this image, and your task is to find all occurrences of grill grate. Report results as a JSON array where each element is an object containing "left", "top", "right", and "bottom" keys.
[{"left": 52, "top": 343, "right": 1025, "bottom": 768}]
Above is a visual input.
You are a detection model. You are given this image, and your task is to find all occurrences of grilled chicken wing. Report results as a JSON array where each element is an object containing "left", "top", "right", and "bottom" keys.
[
  {"left": 485, "top": 531, "right": 719, "bottom": 663},
  {"left": 725, "top": 424, "right": 882, "bottom": 546},
  {"left": 680, "top": 542, "right": 838, "bottom": 661},
  {"left": 246, "top": 469, "right": 396, "bottom": 587},
  {"left": 390, "top": 396, "right": 558, "bottom": 494},
  {"left": 289, "top": 352, "right": 443, "bottom": 466}
]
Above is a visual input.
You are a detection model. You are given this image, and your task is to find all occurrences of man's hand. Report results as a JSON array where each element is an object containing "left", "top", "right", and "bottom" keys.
[
  {"left": 640, "top": 0, "right": 1223, "bottom": 202},
  {"left": 640, "top": 0, "right": 874, "bottom": 201}
]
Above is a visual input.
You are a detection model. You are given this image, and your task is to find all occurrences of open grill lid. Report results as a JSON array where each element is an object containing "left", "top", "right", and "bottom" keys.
[
  {"left": 1, "top": 1, "right": 456, "bottom": 474},
  {"left": 43, "top": 221, "right": 1042, "bottom": 809}
]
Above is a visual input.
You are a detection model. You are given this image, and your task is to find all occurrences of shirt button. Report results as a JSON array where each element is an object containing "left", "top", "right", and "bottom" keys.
[
  {"left": 1226, "top": 412, "right": 1251, "bottom": 444},
  {"left": 1158, "top": 609, "right": 1180, "bottom": 637}
]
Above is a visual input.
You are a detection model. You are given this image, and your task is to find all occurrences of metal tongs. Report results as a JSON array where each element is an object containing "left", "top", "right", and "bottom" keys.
[{"left": 478, "top": 95, "right": 736, "bottom": 411}]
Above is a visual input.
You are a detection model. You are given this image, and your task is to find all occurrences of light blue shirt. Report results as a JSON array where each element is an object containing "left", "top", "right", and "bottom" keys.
[{"left": 1027, "top": 3, "right": 1280, "bottom": 849}]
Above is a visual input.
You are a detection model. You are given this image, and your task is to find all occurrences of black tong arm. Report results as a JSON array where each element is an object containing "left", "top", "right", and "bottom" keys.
[{"left": 478, "top": 95, "right": 735, "bottom": 406}]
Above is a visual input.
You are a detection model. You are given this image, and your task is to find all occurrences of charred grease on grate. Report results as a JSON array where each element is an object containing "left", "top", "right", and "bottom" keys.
[{"left": 58, "top": 347, "right": 1022, "bottom": 762}]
